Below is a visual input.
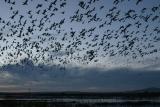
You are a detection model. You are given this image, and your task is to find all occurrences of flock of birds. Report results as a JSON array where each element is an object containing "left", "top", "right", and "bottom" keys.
[{"left": 0, "top": 0, "right": 159, "bottom": 70}]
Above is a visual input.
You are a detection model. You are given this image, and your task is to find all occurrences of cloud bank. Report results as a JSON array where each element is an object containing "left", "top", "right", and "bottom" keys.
[{"left": 0, "top": 59, "right": 159, "bottom": 92}]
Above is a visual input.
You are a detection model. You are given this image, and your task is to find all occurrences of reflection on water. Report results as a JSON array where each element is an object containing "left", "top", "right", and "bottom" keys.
[
  {"left": 0, "top": 98, "right": 160, "bottom": 107},
  {"left": 1, "top": 92, "right": 160, "bottom": 107},
  {"left": 3, "top": 98, "right": 160, "bottom": 103}
]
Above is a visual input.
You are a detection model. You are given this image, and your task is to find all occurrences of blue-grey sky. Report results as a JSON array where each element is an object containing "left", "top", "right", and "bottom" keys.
[{"left": 0, "top": 0, "right": 159, "bottom": 92}]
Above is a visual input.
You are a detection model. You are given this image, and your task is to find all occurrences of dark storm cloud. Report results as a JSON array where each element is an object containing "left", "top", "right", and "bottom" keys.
[{"left": 0, "top": 59, "right": 160, "bottom": 92}]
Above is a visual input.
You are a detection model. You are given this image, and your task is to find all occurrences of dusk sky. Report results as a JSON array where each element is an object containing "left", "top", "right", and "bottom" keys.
[{"left": 0, "top": 0, "right": 159, "bottom": 92}]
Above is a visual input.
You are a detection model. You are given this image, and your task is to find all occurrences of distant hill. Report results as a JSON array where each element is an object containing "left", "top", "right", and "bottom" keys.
[{"left": 130, "top": 87, "right": 160, "bottom": 93}]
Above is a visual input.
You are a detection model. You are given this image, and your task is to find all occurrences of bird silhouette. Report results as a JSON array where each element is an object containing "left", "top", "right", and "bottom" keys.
[{"left": 0, "top": 0, "right": 159, "bottom": 69}]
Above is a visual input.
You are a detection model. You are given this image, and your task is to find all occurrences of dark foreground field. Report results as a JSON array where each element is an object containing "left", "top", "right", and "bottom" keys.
[{"left": 0, "top": 91, "right": 160, "bottom": 107}]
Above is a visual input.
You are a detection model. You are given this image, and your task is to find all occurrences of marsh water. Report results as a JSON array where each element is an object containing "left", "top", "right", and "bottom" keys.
[
  {"left": 0, "top": 98, "right": 160, "bottom": 107},
  {"left": 0, "top": 92, "right": 160, "bottom": 107}
]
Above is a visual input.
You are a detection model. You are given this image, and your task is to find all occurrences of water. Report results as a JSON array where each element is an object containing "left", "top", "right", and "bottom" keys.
[
  {"left": 0, "top": 98, "right": 160, "bottom": 107},
  {"left": 4, "top": 98, "right": 160, "bottom": 103},
  {"left": 1, "top": 92, "right": 160, "bottom": 107}
]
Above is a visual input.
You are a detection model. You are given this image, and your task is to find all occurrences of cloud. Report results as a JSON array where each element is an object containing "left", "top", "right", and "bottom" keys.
[{"left": 0, "top": 59, "right": 160, "bottom": 92}]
